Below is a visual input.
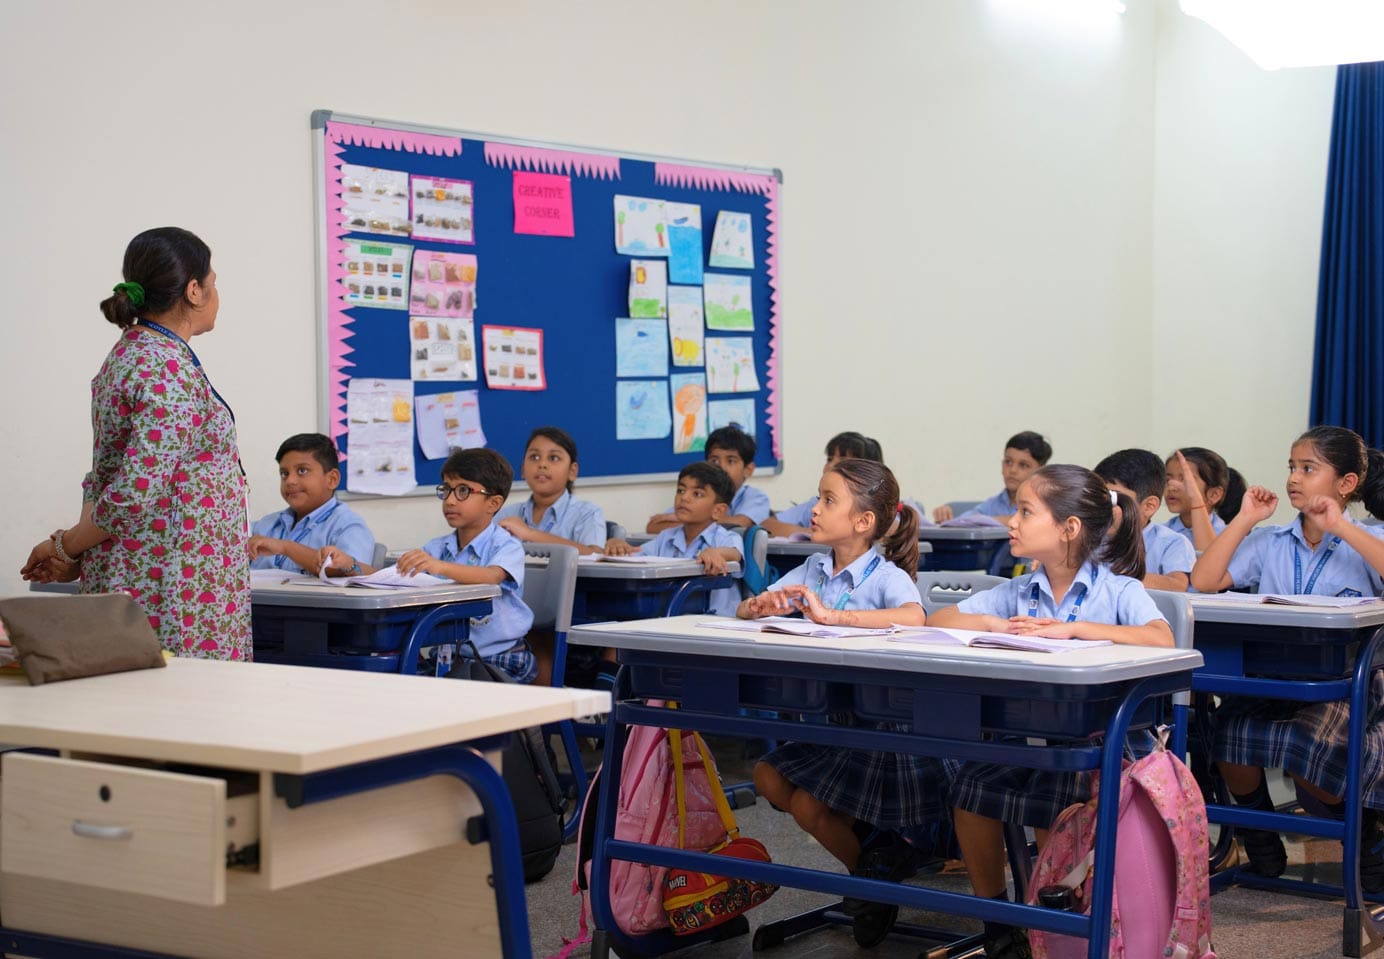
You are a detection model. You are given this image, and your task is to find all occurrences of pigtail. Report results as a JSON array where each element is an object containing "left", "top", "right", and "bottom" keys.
[
  {"left": 1361, "top": 448, "right": 1384, "bottom": 521},
  {"left": 1100, "top": 489, "right": 1146, "bottom": 580},
  {"left": 882, "top": 503, "right": 921, "bottom": 578}
]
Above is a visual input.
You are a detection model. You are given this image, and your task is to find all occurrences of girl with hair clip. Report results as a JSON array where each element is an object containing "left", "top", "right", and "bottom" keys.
[
  {"left": 929, "top": 464, "right": 1172, "bottom": 959},
  {"left": 1190, "top": 426, "right": 1384, "bottom": 885},
  {"left": 1164, "top": 447, "right": 1235, "bottom": 553},
  {"left": 740, "top": 459, "right": 946, "bottom": 946}
]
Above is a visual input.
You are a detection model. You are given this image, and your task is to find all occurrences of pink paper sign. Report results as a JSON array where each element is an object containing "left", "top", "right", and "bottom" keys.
[{"left": 512, "top": 172, "right": 574, "bottom": 237}]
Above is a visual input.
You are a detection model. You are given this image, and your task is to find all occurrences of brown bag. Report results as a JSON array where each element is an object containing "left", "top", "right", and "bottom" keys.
[{"left": 0, "top": 593, "right": 166, "bottom": 686}]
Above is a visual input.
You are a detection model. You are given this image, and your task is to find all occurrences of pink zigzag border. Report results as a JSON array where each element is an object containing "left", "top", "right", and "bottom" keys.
[
  {"left": 655, "top": 164, "right": 782, "bottom": 462},
  {"left": 326, "top": 120, "right": 462, "bottom": 157},
  {"left": 484, "top": 142, "right": 621, "bottom": 180}
]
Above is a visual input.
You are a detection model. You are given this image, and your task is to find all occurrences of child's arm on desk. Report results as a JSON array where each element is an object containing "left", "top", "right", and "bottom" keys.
[
  {"left": 1008, "top": 617, "right": 1174, "bottom": 647},
  {"left": 497, "top": 518, "right": 603, "bottom": 555},
  {"left": 926, "top": 605, "right": 1011, "bottom": 633},
  {"left": 394, "top": 549, "right": 507, "bottom": 585},
  {"left": 775, "top": 583, "right": 926, "bottom": 628},
  {"left": 1144, "top": 570, "right": 1190, "bottom": 592},
  {"left": 696, "top": 546, "right": 741, "bottom": 575},
  {"left": 760, "top": 516, "right": 806, "bottom": 537},
  {"left": 316, "top": 545, "right": 374, "bottom": 576},
  {"left": 253, "top": 537, "right": 357, "bottom": 576}
]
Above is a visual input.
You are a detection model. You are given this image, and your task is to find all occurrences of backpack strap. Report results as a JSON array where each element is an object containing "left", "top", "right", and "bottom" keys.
[{"left": 669, "top": 729, "right": 740, "bottom": 849}]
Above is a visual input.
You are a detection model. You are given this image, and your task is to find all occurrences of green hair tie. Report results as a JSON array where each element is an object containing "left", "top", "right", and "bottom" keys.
[{"left": 113, "top": 281, "right": 145, "bottom": 308}]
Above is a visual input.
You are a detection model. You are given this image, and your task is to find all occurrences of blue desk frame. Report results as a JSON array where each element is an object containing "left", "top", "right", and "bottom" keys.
[
  {"left": 572, "top": 566, "right": 739, "bottom": 624},
  {"left": 917, "top": 527, "right": 1010, "bottom": 574},
  {"left": 574, "top": 621, "right": 1197, "bottom": 959}
]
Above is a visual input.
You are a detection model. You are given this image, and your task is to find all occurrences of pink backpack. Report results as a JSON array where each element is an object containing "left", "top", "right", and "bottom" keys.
[{"left": 1027, "top": 736, "right": 1216, "bottom": 959}]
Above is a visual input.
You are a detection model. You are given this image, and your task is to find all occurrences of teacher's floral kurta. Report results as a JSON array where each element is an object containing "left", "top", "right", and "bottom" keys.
[{"left": 81, "top": 327, "right": 251, "bottom": 659}]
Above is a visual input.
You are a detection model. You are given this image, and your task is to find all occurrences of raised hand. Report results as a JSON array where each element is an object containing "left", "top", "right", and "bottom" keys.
[
  {"left": 1241, "top": 485, "right": 1279, "bottom": 524},
  {"left": 1302, "top": 494, "right": 1345, "bottom": 533}
]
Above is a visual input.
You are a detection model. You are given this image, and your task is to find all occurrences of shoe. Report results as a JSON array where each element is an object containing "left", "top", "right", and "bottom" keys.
[
  {"left": 984, "top": 928, "right": 1032, "bottom": 959},
  {"left": 1238, "top": 827, "right": 1287, "bottom": 878},
  {"left": 1360, "top": 810, "right": 1384, "bottom": 894},
  {"left": 842, "top": 834, "right": 918, "bottom": 916},
  {"left": 851, "top": 900, "right": 898, "bottom": 949}
]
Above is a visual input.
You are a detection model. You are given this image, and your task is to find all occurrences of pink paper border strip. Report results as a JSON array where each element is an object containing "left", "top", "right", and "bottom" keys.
[
  {"left": 326, "top": 120, "right": 462, "bottom": 157},
  {"left": 655, "top": 164, "right": 782, "bottom": 461},
  {"left": 484, "top": 142, "right": 621, "bottom": 180}
]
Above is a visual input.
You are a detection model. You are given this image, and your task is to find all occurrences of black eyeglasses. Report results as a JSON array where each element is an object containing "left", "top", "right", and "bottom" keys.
[{"left": 435, "top": 483, "right": 496, "bottom": 502}]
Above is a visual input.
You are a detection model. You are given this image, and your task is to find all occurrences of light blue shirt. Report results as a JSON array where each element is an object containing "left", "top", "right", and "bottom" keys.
[
  {"left": 1143, "top": 523, "right": 1196, "bottom": 577},
  {"left": 771, "top": 547, "right": 921, "bottom": 611},
  {"left": 1225, "top": 516, "right": 1384, "bottom": 597},
  {"left": 421, "top": 523, "right": 534, "bottom": 656},
  {"left": 496, "top": 490, "right": 605, "bottom": 547},
  {"left": 957, "top": 561, "right": 1166, "bottom": 627},
  {"left": 773, "top": 495, "right": 818, "bottom": 528},
  {"left": 962, "top": 489, "right": 1015, "bottom": 519},
  {"left": 249, "top": 498, "right": 375, "bottom": 573},
  {"left": 641, "top": 523, "right": 744, "bottom": 616},
  {"left": 662, "top": 483, "right": 771, "bottom": 524},
  {"left": 1165, "top": 513, "right": 1225, "bottom": 542}
]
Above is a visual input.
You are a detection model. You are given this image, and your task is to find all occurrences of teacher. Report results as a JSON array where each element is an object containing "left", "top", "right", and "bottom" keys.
[{"left": 21, "top": 227, "right": 251, "bottom": 660}]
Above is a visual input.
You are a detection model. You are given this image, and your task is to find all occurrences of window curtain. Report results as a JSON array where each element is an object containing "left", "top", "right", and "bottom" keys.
[{"left": 1310, "top": 62, "right": 1384, "bottom": 448}]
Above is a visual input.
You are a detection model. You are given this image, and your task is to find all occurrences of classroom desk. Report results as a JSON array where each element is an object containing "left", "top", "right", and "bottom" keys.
[
  {"left": 572, "top": 558, "right": 741, "bottom": 622},
  {"left": 917, "top": 525, "right": 1010, "bottom": 572},
  {"left": 570, "top": 615, "right": 1201, "bottom": 959},
  {"left": 763, "top": 538, "right": 933, "bottom": 563},
  {"left": 1187, "top": 595, "right": 1384, "bottom": 957},
  {"left": 0, "top": 658, "right": 608, "bottom": 959}
]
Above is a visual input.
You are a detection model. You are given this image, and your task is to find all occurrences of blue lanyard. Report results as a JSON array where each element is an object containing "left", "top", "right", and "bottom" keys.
[
  {"left": 817, "top": 554, "right": 881, "bottom": 610},
  {"left": 1028, "top": 580, "right": 1088, "bottom": 622},
  {"left": 271, "top": 500, "right": 341, "bottom": 568},
  {"left": 138, "top": 320, "right": 236, "bottom": 424},
  {"left": 1293, "top": 535, "right": 1341, "bottom": 595}
]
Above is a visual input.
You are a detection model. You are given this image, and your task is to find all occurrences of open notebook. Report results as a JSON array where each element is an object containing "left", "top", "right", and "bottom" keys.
[
  {"left": 256, "top": 567, "right": 452, "bottom": 589},
  {"left": 699, "top": 617, "right": 901, "bottom": 639},
  {"left": 579, "top": 554, "right": 677, "bottom": 565},
  {"left": 1197, "top": 592, "right": 1384, "bottom": 609},
  {"left": 885, "top": 626, "right": 1111, "bottom": 654}
]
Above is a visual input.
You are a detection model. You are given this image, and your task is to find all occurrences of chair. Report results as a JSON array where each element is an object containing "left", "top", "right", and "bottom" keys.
[
  {"left": 371, "top": 542, "right": 388, "bottom": 568},
  {"left": 1146, "top": 590, "right": 1194, "bottom": 756},
  {"left": 943, "top": 499, "right": 980, "bottom": 515},
  {"left": 739, "top": 524, "right": 774, "bottom": 595},
  {"left": 605, "top": 520, "right": 629, "bottom": 542},
  {"left": 914, "top": 571, "right": 1006, "bottom": 615}
]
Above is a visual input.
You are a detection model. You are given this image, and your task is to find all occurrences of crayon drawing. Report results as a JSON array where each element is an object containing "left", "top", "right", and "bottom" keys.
[
  {"left": 703, "top": 273, "right": 754, "bottom": 331},
  {"left": 667, "top": 286, "right": 704, "bottom": 367},
  {"left": 705, "top": 337, "right": 759, "bottom": 394},
  {"left": 666, "top": 201, "right": 704, "bottom": 284},
  {"left": 708, "top": 399, "right": 756, "bottom": 439},
  {"left": 614, "top": 195, "right": 669, "bottom": 256},
  {"left": 670, "top": 373, "right": 708, "bottom": 454},
  {"left": 615, "top": 317, "right": 669, "bottom": 378},
  {"left": 616, "top": 380, "right": 672, "bottom": 440},
  {"left": 628, "top": 259, "right": 668, "bottom": 319},
  {"left": 708, "top": 210, "right": 753, "bottom": 269}
]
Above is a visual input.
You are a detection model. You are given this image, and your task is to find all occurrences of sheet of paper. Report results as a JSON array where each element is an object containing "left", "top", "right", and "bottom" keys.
[
  {"left": 705, "top": 337, "right": 760, "bottom": 394},
  {"left": 585, "top": 554, "right": 680, "bottom": 565},
  {"left": 409, "top": 250, "right": 476, "bottom": 318},
  {"left": 341, "top": 164, "right": 412, "bottom": 237},
  {"left": 249, "top": 569, "right": 314, "bottom": 587},
  {"left": 629, "top": 260, "right": 668, "bottom": 318},
  {"left": 666, "top": 202, "right": 704, "bottom": 284},
  {"left": 703, "top": 273, "right": 754, "bottom": 330},
  {"left": 415, "top": 390, "right": 485, "bottom": 460},
  {"left": 616, "top": 317, "right": 669, "bottom": 377},
  {"left": 708, "top": 210, "right": 754, "bottom": 269},
  {"left": 343, "top": 240, "right": 411, "bottom": 311},
  {"left": 410, "top": 176, "right": 474, "bottom": 244},
  {"left": 886, "top": 626, "right": 1112, "bottom": 653},
  {"left": 700, "top": 616, "right": 901, "bottom": 639},
  {"left": 410, "top": 317, "right": 477, "bottom": 382},
  {"left": 615, "top": 380, "right": 672, "bottom": 440},
  {"left": 341, "top": 568, "right": 452, "bottom": 589},
  {"left": 708, "top": 398, "right": 755, "bottom": 439},
  {"left": 614, "top": 194, "right": 669, "bottom": 255},
  {"left": 482, "top": 325, "right": 546, "bottom": 390},
  {"left": 670, "top": 372, "right": 709, "bottom": 454},
  {"left": 345, "top": 377, "right": 416, "bottom": 495},
  {"left": 667, "top": 285, "right": 705, "bottom": 367},
  {"left": 513, "top": 171, "right": 574, "bottom": 237},
  {"left": 1260, "top": 594, "right": 1384, "bottom": 608}
]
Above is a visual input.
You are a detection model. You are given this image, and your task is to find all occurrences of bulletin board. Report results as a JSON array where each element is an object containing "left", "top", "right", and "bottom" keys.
[{"left": 311, "top": 110, "right": 782, "bottom": 496}]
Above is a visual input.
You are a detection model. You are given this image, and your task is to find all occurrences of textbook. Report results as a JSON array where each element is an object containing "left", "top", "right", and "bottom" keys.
[
  {"left": 581, "top": 554, "right": 685, "bottom": 565},
  {"left": 698, "top": 616, "right": 903, "bottom": 639},
  {"left": 281, "top": 567, "right": 452, "bottom": 589},
  {"left": 1197, "top": 592, "right": 1384, "bottom": 609},
  {"left": 886, "top": 626, "right": 1112, "bottom": 654}
]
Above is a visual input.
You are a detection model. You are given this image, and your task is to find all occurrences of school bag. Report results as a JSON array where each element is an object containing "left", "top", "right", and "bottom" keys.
[
  {"left": 446, "top": 640, "right": 566, "bottom": 884},
  {"left": 1026, "top": 734, "right": 1216, "bottom": 959}
]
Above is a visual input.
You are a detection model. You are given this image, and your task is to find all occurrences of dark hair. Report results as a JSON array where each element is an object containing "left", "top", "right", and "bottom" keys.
[
  {"left": 1006, "top": 431, "right": 1052, "bottom": 465},
  {"left": 828, "top": 459, "right": 921, "bottom": 578},
  {"left": 678, "top": 461, "right": 734, "bottom": 506},
  {"left": 1028, "top": 464, "right": 1145, "bottom": 579},
  {"left": 825, "top": 431, "right": 884, "bottom": 463},
  {"left": 99, "top": 227, "right": 212, "bottom": 329},
  {"left": 1093, "top": 449, "right": 1166, "bottom": 504},
  {"left": 706, "top": 425, "right": 756, "bottom": 463},
  {"left": 275, "top": 433, "right": 340, "bottom": 474},
  {"left": 1296, "top": 426, "right": 1372, "bottom": 503},
  {"left": 1363, "top": 449, "right": 1384, "bottom": 521},
  {"left": 1220, "top": 467, "right": 1246, "bottom": 523},
  {"left": 441, "top": 448, "right": 513, "bottom": 500},
  {"left": 525, "top": 426, "right": 579, "bottom": 493}
]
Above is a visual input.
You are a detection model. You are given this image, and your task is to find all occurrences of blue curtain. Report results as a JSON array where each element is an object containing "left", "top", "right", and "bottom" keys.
[{"left": 1310, "top": 62, "right": 1384, "bottom": 448}]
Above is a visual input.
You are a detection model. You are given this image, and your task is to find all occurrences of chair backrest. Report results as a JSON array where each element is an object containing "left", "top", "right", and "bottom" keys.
[
  {"left": 371, "top": 542, "right": 388, "bottom": 568},
  {"left": 914, "top": 571, "right": 1006, "bottom": 615},
  {"left": 945, "top": 500, "right": 980, "bottom": 515},
  {"left": 739, "top": 524, "right": 772, "bottom": 594},
  {"left": 605, "top": 520, "right": 629, "bottom": 542},
  {"left": 522, "top": 543, "right": 578, "bottom": 633},
  {"left": 1147, "top": 589, "right": 1194, "bottom": 709}
]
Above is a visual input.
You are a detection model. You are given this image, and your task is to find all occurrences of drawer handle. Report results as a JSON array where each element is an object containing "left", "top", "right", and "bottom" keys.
[{"left": 72, "top": 821, "right": 134, "bottom": 841}]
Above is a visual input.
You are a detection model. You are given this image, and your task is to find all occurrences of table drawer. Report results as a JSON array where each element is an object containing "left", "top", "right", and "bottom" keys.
[{"left": 2, "top": 753, "right": 234, "bottom": 906}]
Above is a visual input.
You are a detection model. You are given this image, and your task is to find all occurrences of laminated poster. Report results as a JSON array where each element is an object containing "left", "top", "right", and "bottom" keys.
[
  {"left": 667, "top": 285, "right": 704, "bottom": 367},
  {"left": 628, "top": 259, "right": 667, "bottom": 319},
  {"left": 666, "top": 202, "right": 704, "bottom": 284},
  {"left": 615, "top": 317, "right": 669, "bottom": 378},
  {"left": 708, "top": 210, "right": 753, "bottom": 269},
  {"left": 615, "top": 380, "right": 672, "bottom": 441},
  {"left": 415, "top": 390, "right": 485, "bottom": 460},
  {"left": 670, "top": 373, "right": 709, "bottom": 454},
  {"left": 346, "top": 377, "right": 417, "bottom": 495},
  {"left": 708, "top": 398, "right": 756, "bottom": 439},
  {"left": 409, "top": 250, "right": 476, "bottom": 318},
  {"left": 482, "top": 325, "right": 546, "bottom": 390},
  {"left": 410, "top": 316, "right": 477, "bottom": 382},
  {"left": 513, "top": 171, "right": 574, "bottom": 237},
  {"left": 341, "top": 164, "right": 412, "bottom": 238},
  {"left": 410, "top": 176, "right": 474, "bottom": 244},
  {"left": 614, "top": 195, "right": 669, "bottom": 256},
  {"left": 703, "top": 273, "right": 754, "bottom": 331},
  {"left": 343, "top": 240, "right": 412, "bottom": 311},
  {"left": 705, "top": 337, "right": 760, "bottom": 394}
]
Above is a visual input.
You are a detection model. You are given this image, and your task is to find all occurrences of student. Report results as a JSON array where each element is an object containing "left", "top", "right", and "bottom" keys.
[
  {"left": 1189, "top": 426, "right": 1384, "bottom": 884},
  {"left": 323, "top": 448, "right": 537, "bottom": 683},
  {"left": 1163, "top": 446, "right": 1234, "bottom": 552},
  {"left": 933, "top": 431, "right": 1051, "bottom": 523},
  {"left": 645, "top": 426, "right": 770, "bottom": 532},
  {"left": 247, "top": 433, "right": 374, "bottom": 576},
  {"left": 929, "top": 464, "right": 1172, "bottom": 959},
  {"left": 606, "top": 462, "right": 744, "bottom": 616},
  {"left": 1095, "top": 448, "right": 1196, "bottom": 592},
  {"left": 743, "top": 459, "right": 938, "bottom": 944},
  {"left": 496, "top": 426, "right": 605, "bottom": 555},
  {"left": 762, "top": 431, "right": 882, "bottom": 537}
]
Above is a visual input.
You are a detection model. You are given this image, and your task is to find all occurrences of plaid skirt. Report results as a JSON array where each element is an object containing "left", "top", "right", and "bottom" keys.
[
  {"left": 481, "top": 638, "right": 538, "bottom": 684},
  {"left": 764, "top": 739, "right": 959, "bottom": 829},
  {"left": 1213, "top": 670, "right": 1384, "bottom": 808}
]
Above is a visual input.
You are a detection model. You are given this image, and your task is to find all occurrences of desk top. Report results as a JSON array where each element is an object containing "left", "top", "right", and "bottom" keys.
[
  {"left": 1188, "top": 594, "right": 1384, "bottom": 629},
  {"left": 575, "top": 559, "right": 741, "bottom": 580},
  {"left": 916, "top": 526, "right": 1011, "bottom": 541},
  {"left": 571, "top": 615, "right": 1201, "bottom": 685},
  {"left": 249, "top": 580, "right": 499, "bottom": 610},
  {"left": 0, "top": 659, "right": 607, "bottom": 774}
]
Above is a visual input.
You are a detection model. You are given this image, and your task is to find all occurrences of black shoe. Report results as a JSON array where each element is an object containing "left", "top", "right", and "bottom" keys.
[
  {"left": 842, "top": 835, "right": 918, "bottom": 917},
  {"left": 1239, "top": 827, "right": 1287, "bottom": 878},
  {"left": 984, "top": 928, "right": 1032, "bottom": 959},
  {"left": 1360, "top": 811, "right": 1384, "bottom": 894}
]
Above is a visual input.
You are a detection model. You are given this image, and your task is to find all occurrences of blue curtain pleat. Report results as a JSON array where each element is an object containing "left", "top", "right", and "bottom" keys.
[{"left": 1311, "top": 62, "right": 1384, "bottom": 449}]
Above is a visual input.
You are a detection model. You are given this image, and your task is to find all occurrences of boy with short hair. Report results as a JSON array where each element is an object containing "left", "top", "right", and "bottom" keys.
[
  {"left": 934, "top": 430, "right": 1052, "bottom": 523},
  {"left": 1095, "top": 447, "right": 1196, "bottom": 592},
  {"left": 645, "top": 426, "right": 770, "bottom": 533},
  {"left": 248, "top": 433, "right": 374, "bottom": 576},
  {"left": 610, "top": 462, "right": 744, "bottom": 615}
]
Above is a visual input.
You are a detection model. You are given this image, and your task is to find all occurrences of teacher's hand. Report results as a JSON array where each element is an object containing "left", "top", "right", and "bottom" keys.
[{"left": 20, "top": 539, "right": 71, "bottom": 583}]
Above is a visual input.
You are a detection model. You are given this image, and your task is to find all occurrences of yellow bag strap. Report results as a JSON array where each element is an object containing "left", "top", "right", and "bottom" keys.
[
  {"left": 669, "top": 728, "right": 741, "bottom": 847},
  {"left": 671, "top": 728, "right": 688, "bottom": 849}
]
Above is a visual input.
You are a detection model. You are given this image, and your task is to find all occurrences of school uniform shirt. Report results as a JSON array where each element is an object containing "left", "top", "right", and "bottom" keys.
[
  {"left": 659, "top": 483, "right": 771, "bottom": 525},
  {"left": 249, "top": 498, "right": 375, "bottom": 574},
  {"left": 959, "top": 488, "right": 1015, "bottom": 519},
  {"left": 641, "top": 523, "right": 744, "bottom": 616},
  {"left": 957, "top": 561, "right": 1167, "bottom": 627},
  {"left": 1225, "top": 515, "right": 1384, "bottom": 598},
  {"left": 773, "top": 495, "right": 818, "bottom": 528},
  {"left": 1165, "top": 512, "right": 1225, "bottom": 542},
  {"left": 421, "top": 523, "right": 534, "bottom": 658},
  {"left": 1143, "top": 522, "right": 1196, "bottom": 577},
  {"left": 496, "top": 490, "right": 605, "bottom": 548},
  {"left": 771, "top": 546, "right": 922, "bottom": 611}
]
